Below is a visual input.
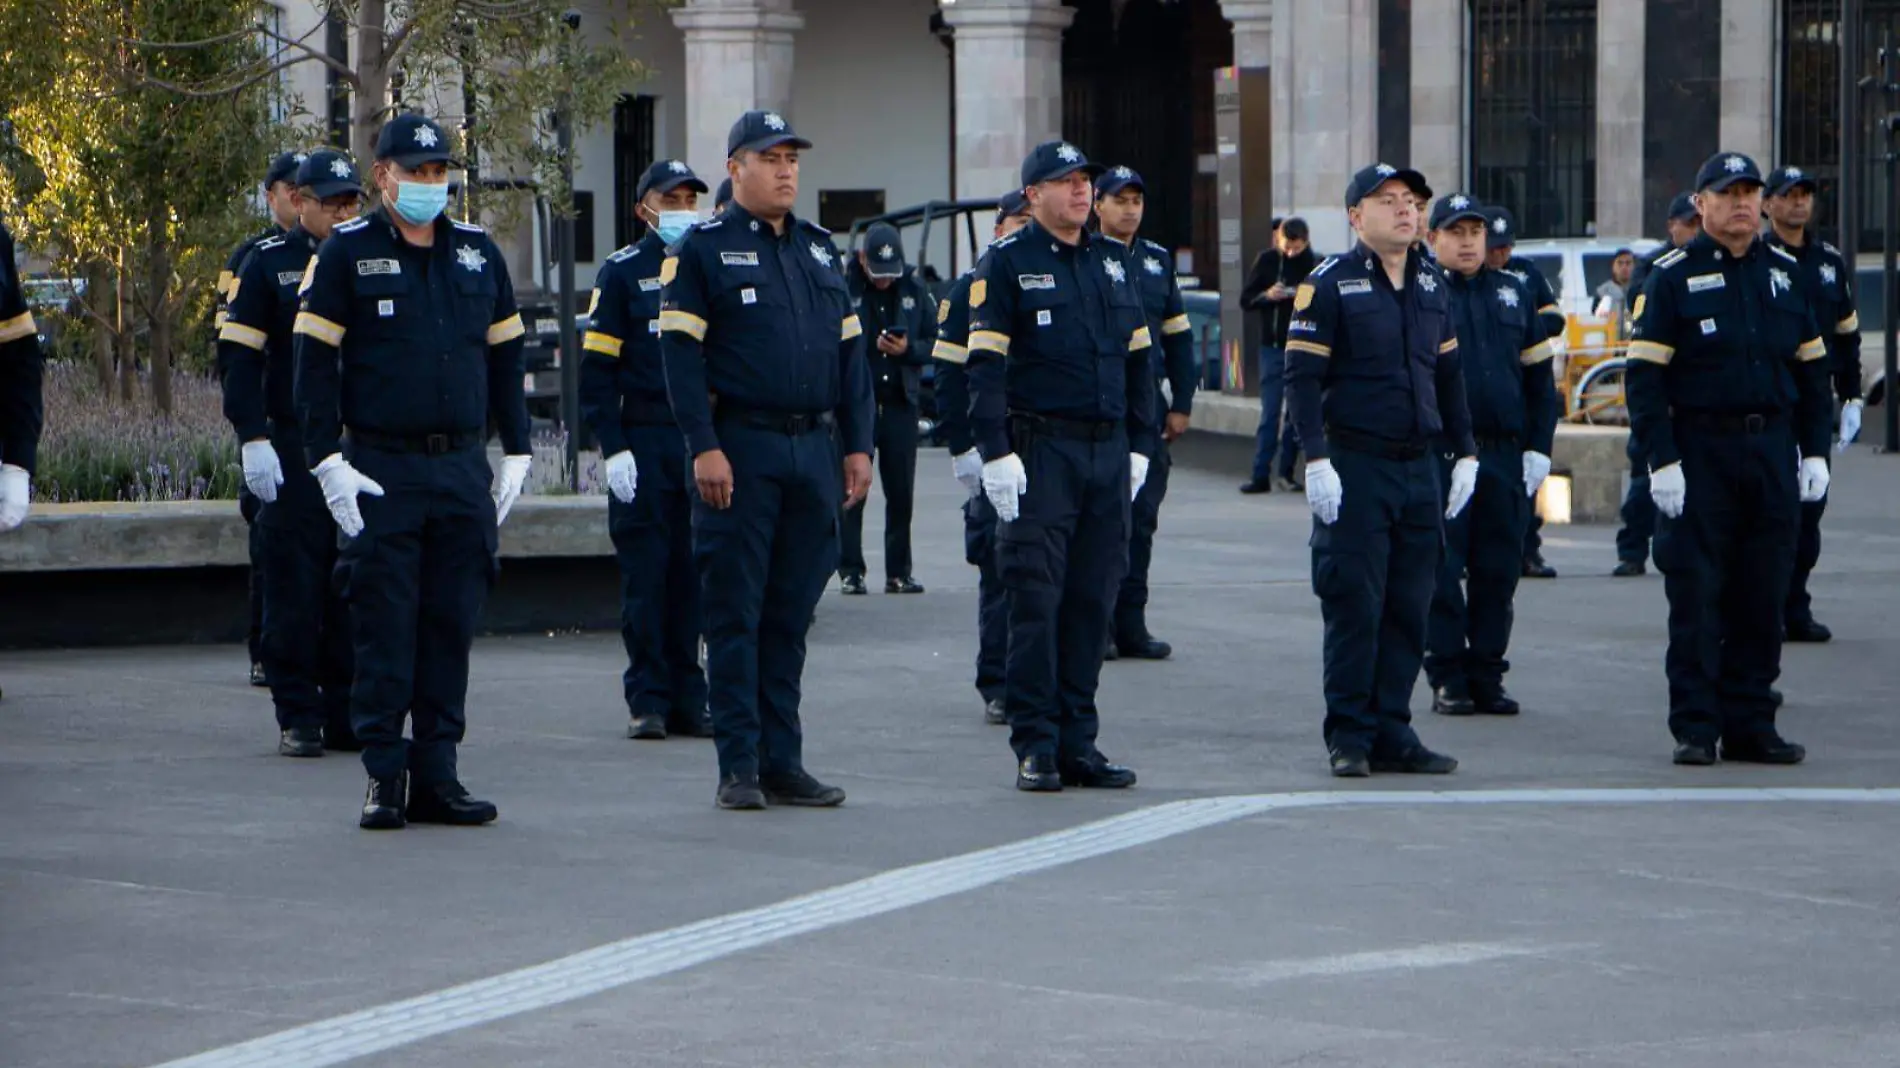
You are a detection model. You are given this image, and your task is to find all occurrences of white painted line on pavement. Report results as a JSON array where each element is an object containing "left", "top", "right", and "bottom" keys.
[
  {"left": 1195, "top": 940, "right": 1580, "bottom": 987},
  {"left": 151, "top": 787, "right": 1900, "bottom": 1068}
]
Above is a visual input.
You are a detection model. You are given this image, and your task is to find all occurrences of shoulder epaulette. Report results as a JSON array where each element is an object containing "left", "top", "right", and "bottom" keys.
[
  {"left": 1822, "top": 241, "right": 1842, "bottom": 257},
  {"left": 1767, "top": 243, "right": 1799, "bottom": 265},
  {"left": 801, "top": 219, "right": 832, "bottom": 237},
  {"left": 992, "top": 234, "right": 1019, "bottom": 250},
  {"left": 254, "top": 236, "right": 287, "bottom": 252},
  {"left": 452, "top": 220, "right": 486, "bottom": 234},
  {"left": 1653, "top": 248, "right": 1688, "bottom": 271},
  {"left": 1308, "top": 255, "right": 1342, "bottom": 279},
  {"left": 334, "top": 217, "right": 371, "bottom": 234},
  {"left": 606, "top": 244, "right": 639, "bottom": 264},
  {"left": 1141, "top": 237, "right": 1169, "bottom": 254}
]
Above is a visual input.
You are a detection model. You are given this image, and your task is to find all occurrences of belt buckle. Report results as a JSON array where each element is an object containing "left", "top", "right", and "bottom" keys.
[
  {"left": 1744, "top": 414, "right": 1766, "bottom": 434},
  {"left": 425, "top": 433, "right": 450, "bottom": 454}
]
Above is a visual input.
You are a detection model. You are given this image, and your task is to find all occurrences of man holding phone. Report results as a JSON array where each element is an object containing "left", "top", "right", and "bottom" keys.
[
  {"left": 1239, "top": 217, "right": 1315, "bottom": 494},
  {"left": 839, "top": 222, "right": 938, "bottom": 595}
]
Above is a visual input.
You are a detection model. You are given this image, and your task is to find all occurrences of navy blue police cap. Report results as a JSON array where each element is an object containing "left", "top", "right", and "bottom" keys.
[
  {"left": 862, "top": 223, "right": 906, "bottom": 279},
  {"left": 714, "top": 177, "right": 733, "bottom": 209},
  {"left": 264, "top": 151, "right": 307, "bottom": 188},
  {"left": 296, "top": 149, "right": 363, "bottom": 199},
  {"left": 1094, "top": 165, "right": 1144, "bottom": 199},
  {"left": 1764, "top": 165, "right": 1818, "bottom": 198},
  {"left": 995, "top": 189, "right": 1030, "bottom": 225},
  {"left": 635, "top": 159, "right": 709, "bottom": 202},
  {"left": 1694, "top": 151, "right": 1764, "bottom": 193},
  {"left": 1428, "top": 193, "right": 1487, "bottom": 231},
  {"left": 375, "top": 113, "right": 459, "bottom": 169},
  {"left": 727, "top": 110, "right": 811, "bottom": 158},
  {"left": 1484, "top": 206, "right": 1517, "bottom": 250},
  {"left": 1021, "top": 141, "right": 1103, "bottom": 187},
  {"left": 1344, "top": 162, "right": 1431, "bottom": 208},
  {"left": 1666, "top": 192, "right": 1699, "bottom": 222}
]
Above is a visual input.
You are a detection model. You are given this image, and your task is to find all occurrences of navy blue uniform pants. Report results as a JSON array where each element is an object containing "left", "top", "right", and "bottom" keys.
[
  {"left": 609, "top": 423, "right": 706, "bottom": 722},
  {"left": 1311, "top": 447, "right": 1442, "bottom": 757},
  {"left": 1114, "top": 434, "right": 1171, "bottom": 628},
  {"left": 338, "top": 443, "right": 497, "bottom": 785},
  {"left": 695, "top": 422, "right": 840, "bottom": 779},
  {"left": 839, "top": 399, "right": 919, "bottom": 581},
  {"left": 963, "top": 492, "right": 1007, "bottom": 703},
  {"left": 1426, "top": 444, "right": 1528, "bottom": 695},
  {"left": 1617, "top": 432, "right": 1656, "bottom": 564},
  {"left": 240, "top": 489, "right": 264, "bottom": 663},
  {"left": 999, "top": 433, "right": 1129, "bottom": 763},
  {"left": 1786, "top": 482, "right": 1826, "bottom": 627},
  {"left": 259, "top": 431, "right": 353, "bottom": 737},
  {"left": 1251, "top": 346, "right": 1300, "bottom": 483},
  {"left": 1651, "top": 423, "right": 1797, "bottom": 747}
]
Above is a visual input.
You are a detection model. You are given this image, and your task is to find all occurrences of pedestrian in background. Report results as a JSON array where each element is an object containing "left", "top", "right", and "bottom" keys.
[{"left": 1239, "top": 217, "right": 1313, "bottom": 494}]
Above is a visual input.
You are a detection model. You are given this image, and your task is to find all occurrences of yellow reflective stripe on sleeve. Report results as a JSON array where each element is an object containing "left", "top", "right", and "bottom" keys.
[
  {"left": 932, "top": 340, "right": 969, "bottom": 365},
  {"left": 582, "top": 331, "right": 624, "bottom": 357},
  {"left": 297, "top": 259, "right": 317, "bottom": 295},
  {"left": 1797, "top": 337, "right": 1827, "bottom": 362},
  {"left": 1537, "top": 304, "right": 1560, "bottom": 316},
  {"left": 1129, "top": 325, "right": 1153, "bottom": 351},
  {"left": 659, "top": 256, "right": 677, "bottom": 286},
  {"left": 1519, "top": 340, "right": 1554, "bottom": 366},
  {"left": 841, "top": 314, "right": 862, "bottom": 341},
  {"left": 0, "top": 310, "right": 37, "bottom": 343},
  {"left": 218, "top": 321, "right": 267, "bottom": 351},
  {"left": 1626, "top": 340, "right": 1674, "bottom": 365},
  {"left": 1438, "top": 338, "right": 1459, "bottom": 354},
  {"left": 1160, "top": 313, "right": 1191, "bottom": 336},
  {"left": 1838, "top": 313, "right": 1860, "bottom": 334},
  {"left": 487, "top": 313, "right": 526, "bottom": 346},
  {"left": 292, "top": 311, "right": 346, "bottom": 347},
  {"left": 968, "top": 330, "right": 1010, "bottom": 356},
  {"left": 659, "top": 309, "right": 707, "bottom": 341},
  {"left": 216, "top": 270, "right": 233, "bottom": 298},
  {"left": 1284, "top": 339, "right": 1331, "bottom": 358}
]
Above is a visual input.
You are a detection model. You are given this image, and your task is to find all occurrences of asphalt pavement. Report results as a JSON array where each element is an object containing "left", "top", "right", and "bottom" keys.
[{"left": 5, "top": 431, "right": 1898, "bottom": 1068}]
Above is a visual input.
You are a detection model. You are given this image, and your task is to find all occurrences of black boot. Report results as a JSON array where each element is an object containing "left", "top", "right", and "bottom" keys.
[
  {"left": 627, "top": 711, "right": 667, "bottom": 740},
  {"left": 1431, "top": 685, "right": 1476, "bottom": 716},
  {"left": 407, "top": 780, "right": 498, "bottom": 825},
  {"left": 1016, "top": 754, "right": 1062, "bottom": 792},
  {"left": 279, "top": 726, "right": 324, "bottom": 758},
  {"left": 359, "top": 771, "right": 408, "bottom": 830},
  {"left": 761, "top": 768, "right": 847, "bottom": 807},
  {"left": 983, "top": 698, "right": 1007, "bottom": 725},
  {"left": 667, "top": 704, "right": 715, "bottom": 739},
  {"left": 717, "top": 772, "right": 766, "bottom": 810},
  {"left": 1470, "top": 685, "right": 1521, "bottom": 716},
  {"left": 1113, "top": 609, "right": 1172, "bottom": 660}
]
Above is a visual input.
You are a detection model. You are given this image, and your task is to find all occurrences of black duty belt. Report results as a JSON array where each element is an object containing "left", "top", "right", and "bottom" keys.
[
  {"left": 1679, "top": 410, "right": 1786, "bottom": 435},
  {"left": 714, "top": 405, "right": 834, "bottom": 435},
  {"left": 347, "top": 428, "right": 483, "bottom": 455},
  {"left": 1327, "top": 426, "right": 1428, "bottom": 461},
  {"left": 1008, "top": 410, "right": 1120, "bottom": 443},
  {"left": 621, "top": 398, "right": 677, "bottom": 427},
  {"left": 1474, "top": 434, "right": 1522, "bottom": 451}
]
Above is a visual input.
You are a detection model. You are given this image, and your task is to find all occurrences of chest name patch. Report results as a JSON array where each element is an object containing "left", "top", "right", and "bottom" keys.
[
  {"left": 638, "top": 276, "right": 662, "bottom": 292},
  {"left": 1686, "top": 273, "right": 1725, "bottom": 293},
  {"left": 276, "top": 271, "right": 304, "bottom": 287},
  {"left": 356, "top": 258, "right": 400, "bottom": 276},
  {"left": 1336, "top": 278, "right": 1373, "bottom": 296},
  {"left": 720, "top": 251, "right": 760, "bottom": 266},
  {"left": 1018, "top": 274, "right": 1056, "bottom": 290}
]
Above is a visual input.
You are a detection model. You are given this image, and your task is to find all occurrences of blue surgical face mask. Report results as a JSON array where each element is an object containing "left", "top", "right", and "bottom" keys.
[
  {"left": 392, "top": 179, "right": 449, "bottom": 225},
  {"left": 653, "top": 210, "right": 699, "bottom": 245}
]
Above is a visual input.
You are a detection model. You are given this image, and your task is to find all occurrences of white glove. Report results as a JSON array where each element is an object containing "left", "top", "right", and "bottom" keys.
[
  {"left": 1445, "top": 456, "right": 1479, "bottom": 519},
  {"left": 1522, "top": 450, "right": 1551, "bottom": 499},
  {"left": 241, "top": 439, "right": 284, "bottom": 503},
  {"left": 1799, "top": 455, "right": 1831, "bottom": 503},
  {"left": 1838, "top": 398, "right": 1863, "bottom": 450},
  {"left": 981, "top": 453, "right": 1028, "bottom": 523},
  {"left": 494, "top": 454, "right": 532, "bottom": 526},
  {"left": 0, "top": 463, "right": 30, "bottom": 532},
  {"left": 313, "top": 453, "right": 385, "bottom": 538},
  {"left": 1649, "top": 462, "right": 1686, "bottom": 518},
  {"left": 952, "top": 448, "right": 984, "bottom": 498},
  {"left": 604, "top": 449, "right": 638, "bottom": 504},
  {"left": 1305, "top": 458, "right": 1342, "bottom": 525},
  {"left": 1129, "top": 452, "right": 1150, "bottom": 501}
]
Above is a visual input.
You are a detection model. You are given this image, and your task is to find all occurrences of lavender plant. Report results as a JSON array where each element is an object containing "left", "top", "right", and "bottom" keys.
[{"left": 34, "top": 362, "right": 244, "bottom": 503}]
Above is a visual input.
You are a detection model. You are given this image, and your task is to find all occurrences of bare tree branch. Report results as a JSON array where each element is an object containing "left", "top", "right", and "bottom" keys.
[
  {"left": 460, "top": 0, "right": 556, "bottom": 17},
  {"left": 382, "top": 15, "right": 421, "bottom": 72},
  {"left": 118, "top": 26, "right": 256, "bottom": 50},
  {"left": 254, "top": 22, "right": 358, "bottom": 83},
  {"left": 99, "top": 56, "right": 319, "bottom": 101}
]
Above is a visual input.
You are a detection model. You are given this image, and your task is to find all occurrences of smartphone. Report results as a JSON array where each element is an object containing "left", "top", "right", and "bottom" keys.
[{"left": 883, "top": 326, "right": 907, "bottom": 338}]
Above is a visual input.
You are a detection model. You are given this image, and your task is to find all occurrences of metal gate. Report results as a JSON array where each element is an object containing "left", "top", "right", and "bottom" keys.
[
  {"left": 612, "top": 94, "right": 656, "bottom": 252},
  {"left": 1781, "top": 0, "right": 1900, "bottom": 252},
  {"left": 1468, "top": 0, "right": 1598, "bottom": 239}
]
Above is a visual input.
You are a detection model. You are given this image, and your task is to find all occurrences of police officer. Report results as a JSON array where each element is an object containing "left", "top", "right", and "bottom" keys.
[
  {"left": 0, "top": 217, "right": 44, "bottom": 535},
  {"left": 1421, "top": 195, "right": 1557, "bottom": 717},
  {"left": 295, "top": 112, "right": 533, "bottom": 828},
  {"left": 1285, "top": 163, "right": 1478, "bottom": 778},
  {"left": 934, "top": 191, "right": 1034, "bottom": 725},
  {"left": 224, "top": 150, "right": 307, "bottom": 687},
  {"left": 967, "top": 141, "right": 1154, "bottom": 793},
  {"left": 1763, "top": 165, "right": 1863, "bottom": 643},
  {"left": 1614, "top": 192, "right": 1702, "bottom": 577},
  {"left": 220, "top": 149, "right": 364, "bottom": 758},
  {"left": 580, "top": 158, "right": 714, "bottom": 742},
  {"left": 713, "top": 178, "right": 733, "bottom": 217},
  {"left": 1483, "top": 206, "right": 1565, "bottom": 580},
  {"left": 1094, "top": 165, "right": 1197, "bottom": 661},
  {"left": 1625, "top": 151, "right": 1833, "bottom": 767},
  {"left": 838, "top": 221, "right": 937, "bottom": 595},
  {"left": 660, "top": 110, "right": 872, "bottom": 811}
]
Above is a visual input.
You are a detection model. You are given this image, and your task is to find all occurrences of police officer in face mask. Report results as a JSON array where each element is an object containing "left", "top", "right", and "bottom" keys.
[
  {"left": 580, "top": 159, "right": 714, "bottom": 741},
  {"left": 295, "top": 112, "right": 533, "bottom": 829}
]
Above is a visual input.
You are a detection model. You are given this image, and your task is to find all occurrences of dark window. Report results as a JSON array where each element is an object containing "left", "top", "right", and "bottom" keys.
[
  {"left": 1780, "top": 0, "right": 1900, "bottom": 252},
  {"left": 1468, "top": 0, "right": 1598, "bottom": 238},
  {"left": 1644, "top": 0, "right": 1721, "bottom": 237},
  {"left": 572, "top": 190, "right": 596, "bottom": 264},
  {"left": 1378, "top": 0, "right": 1413, "bottom": 166},
  {"left": 817, "top": 190, "right": 885, "bottom": 236},
  {"left": 612, "top": 94, "right": 656, "bottom": 251}
]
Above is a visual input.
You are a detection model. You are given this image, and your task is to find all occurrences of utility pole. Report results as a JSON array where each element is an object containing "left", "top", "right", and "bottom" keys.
[
  {"left": 557, "top": 10, "right": 582, "bottom": 490},
  {"left": 1872, "top": 30, "right": 1900, "bottom": 454}
]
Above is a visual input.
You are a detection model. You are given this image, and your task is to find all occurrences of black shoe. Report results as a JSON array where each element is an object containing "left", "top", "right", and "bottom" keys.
[
  {"left": 359, "top": 772, "right": 407, "bottom": 830},
  {"left": 1238, "top": 478, "right": 1273, "bottom": 494},
  {"left": 627, "top": 712, "right": 668, "bottom": 740},
  {"left": 322, "top": 724, "right": 362, "bottom": 752},
  {"left": 1471, "top": 686, "right": 1521, "bottom": 716},
  {"left": 761, "top": 768, "right": 847, "bottom": 807},
  {"left": 1721, "top": 736, "right": 1807, "bottom": 765},
  {"left": 249, "top": 662, "right": 268, "bottom": 687},
  {"left": 1612, "top": 559, "right": 1647, "bottom": 577},
  {"left": 839, "top": 575, "right": 868, "bottom": 596},
  {"left": 1672, "top": 741, "right": 1718, "bottom": 766},
  {"left": 667, "top": 707, "right": 715, "bottom": 739},
  {"left": 1115, "top": 635, "right": 1172, "bottom": 660},
  {"left": 716, "top": 773, "right": 767, "bottom": 810},
  {"left": 1329, "top": 748, "right": 1371, "bottom": 778},
  {"left": 1016, "top": 753, "right": 1063, "bottom": 792},
  {"left": 983, "top": 698, "right": 1007, "bottom": 725},
  {"left": 278, "top": 726, "right": 324, "bottom": 758},
  {"left": 885, "top": 577, "right": 925, "bottom": 594},
  {"left": 407, "top": 780, "right": 498, "bottom": 825},
  {"left": 1060, "top": 752, "right": 1137, "bottom": 789},
  {"left": 1431, "top": 686, "right": 1476, "bottom": 716},
  {"left": 1370, "top": 746, "right": 1459, "bottom": 774},
  {"left": 1522, "top": 554, "right": 1558, "bottom": 579},
  {"left": 1784, "top": 618, "right": 1833, "bottom": 643}
]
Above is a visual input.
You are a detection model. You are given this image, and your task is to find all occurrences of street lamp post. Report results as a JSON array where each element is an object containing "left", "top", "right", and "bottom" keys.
[{"left": 557, "top": 10, "right": 582, "bottom": 490}]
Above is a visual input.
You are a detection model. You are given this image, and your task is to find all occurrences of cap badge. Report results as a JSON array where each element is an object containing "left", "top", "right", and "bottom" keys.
[
  {"left": 1449, "top": 195, "right": 1470, "bottom": 210},
  {"left": 330, "top": 158, "right": 352, "bottom": 178},
  {"left": 1375, "top": 163, "right": 1396, "bottom": 177},
  {"left": 1724, "top": 155, "right": 1746, "bottom": 173},
  {"left": 1111, "top": 165, "right": 1133, "bottom": 179},
  {"left": 413, "top": 124, "right": 439, "bottom": 148},
  {"left": 1785, "top": 166, "right": 1804, "bottom": 179},
  {"left": 1056, "top": 144, "right": 1081, "bottom": 164},
  {"left": 668, "top": 160, "right": 688, "bottom": 174},
  {"left": 763, "top": 112, "right": 786, "bottom": 131}
]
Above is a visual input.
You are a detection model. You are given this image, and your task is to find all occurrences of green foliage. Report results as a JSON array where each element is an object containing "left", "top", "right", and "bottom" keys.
[{"left": 34, "top": 361, "right": 244, "bottom": 503}]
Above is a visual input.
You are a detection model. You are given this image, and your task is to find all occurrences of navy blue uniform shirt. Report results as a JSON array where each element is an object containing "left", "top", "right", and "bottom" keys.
[
  {"left": 965, "top": 219, "right": 1158, "bottom": 461},
  {"left": 1284, "top": 242, "right": 1478, "bottom": 461},
  {"left": 658, "top": 203, "right": 873, "bottom": 458},
  {"left": 220, "top": 227, "right": 320, "bottom": 442},
  {"left": 1442, "top": 266, "right": 1558, "bottom": 453},
  {"left": 0, "top": 220, "right": 45, "bottom": 475},
  {"left": 292, "top": 208, "right": 530, "bottom": 466},
  {"left": 1764, "top": 232, "right": 1863, "bottom": 402},
  {"left": 846, "top": 263, "right": 937, "bottom": 406},
  {"left": 217, "top": 225, "right": 281, "bottom": 331},
  {"left": 1106, "top": 235, "right": 1197, "bottom": 416},
  {"left": 932, "top": 264, "right": 981, "bottom": 456},
  {"left": 1625, "top": 233, "right": 1833, "bottom": 468},
  {"left": 1498, "top": 254, "right": 1566, "bottom": 340},
  {"left": 580, "top": 231, "right": 672, "bottom": 457}
]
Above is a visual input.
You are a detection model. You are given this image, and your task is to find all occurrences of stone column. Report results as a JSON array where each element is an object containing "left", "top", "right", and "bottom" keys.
[
  {"left": 1718, "top": 0, "right": 1775, "bottom": 161},
  {"left": 669, "top": 0, "right": 804, "bottom": 176},
  {"left": 1409, "top": 0, "right": 1464, "bottom": 194},
  {"left": 1596, "top": 0, "right": 1646, "bottom": 237},
  {"left": 1259, "top": 0, "right": 1376, "bottom": 246},
  {"left": 941, "top": 0, "right": 1074, "bottom": 206}
]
